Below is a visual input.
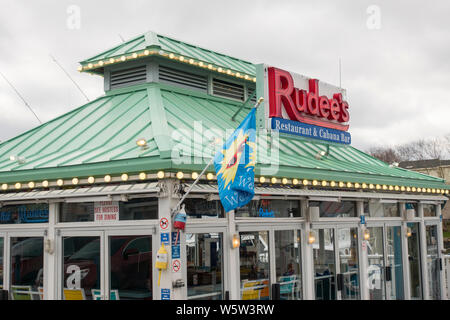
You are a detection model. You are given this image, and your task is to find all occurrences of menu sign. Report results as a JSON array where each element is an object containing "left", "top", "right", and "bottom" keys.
[{"left": 94, "top": 201, "right": 119, "bottom": 222}]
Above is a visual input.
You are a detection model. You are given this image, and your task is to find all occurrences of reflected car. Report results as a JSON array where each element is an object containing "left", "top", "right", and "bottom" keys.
[{"left": 63, "top": 236, "right": 152, "bottom": 299}]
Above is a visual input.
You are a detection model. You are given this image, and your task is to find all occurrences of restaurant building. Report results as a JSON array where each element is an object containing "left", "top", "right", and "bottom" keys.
[{"left": 0, "top": 31, "right": 448, "bottom": 300}]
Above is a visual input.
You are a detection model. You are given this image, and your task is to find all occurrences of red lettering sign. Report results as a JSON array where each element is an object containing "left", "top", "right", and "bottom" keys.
[{"left": 268, "top": 67, "right": 350, "bottom": 131}]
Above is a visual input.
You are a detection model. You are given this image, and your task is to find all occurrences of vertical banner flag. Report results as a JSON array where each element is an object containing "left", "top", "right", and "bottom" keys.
[{"left": 214, "top": 108, "right": 257, "bottom": 212}]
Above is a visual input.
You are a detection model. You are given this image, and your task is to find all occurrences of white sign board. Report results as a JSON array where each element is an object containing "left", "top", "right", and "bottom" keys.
[{"left": 94, "top": 201, "right": 119, "bottom": 222}]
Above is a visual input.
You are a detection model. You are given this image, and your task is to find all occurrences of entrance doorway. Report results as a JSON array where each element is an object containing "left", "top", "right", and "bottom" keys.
[
  {"left": 425, "top": 223, "right": 441, "bottom": 300},
  {"left": 366, "top": 223, "right": 404, "bottom": 300},
  {"left": 312, "top": 226, "right": 360, "bottom": 300},
  {"left": 57, "top": 229, "right": 154, "bottom": 300},
  {"left": 238, "top": 227, "right": 303, "bottom": 300}
]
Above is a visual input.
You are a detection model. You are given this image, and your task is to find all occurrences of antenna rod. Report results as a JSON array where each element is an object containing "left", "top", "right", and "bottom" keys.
[
  {"left": 0, "top": 70, "right": 42, "bottom": 124},
  {"left": 49, "top": 54, "right": 90, "bottom": 102}
]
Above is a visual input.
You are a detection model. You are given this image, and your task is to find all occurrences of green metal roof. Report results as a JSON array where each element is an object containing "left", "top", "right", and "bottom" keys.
[
  {"left": 0, "top": 81, "right": 448, "bottom": 190},
  {"left": 80, "top": 31, "right": 256, "bottom": 78}
]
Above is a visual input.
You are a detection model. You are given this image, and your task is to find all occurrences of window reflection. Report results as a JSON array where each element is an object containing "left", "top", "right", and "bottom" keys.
[
  {"left": 365, "top": 202, "right": 400, "bottom": 217},
  {"left": 235, "top": 200, "right": 301, "bottom": 218},
  {"left": 313, "top": 229, "right": 336, "bottom": 300},
  {"left": 10, "top": 237, "right": 44, "bottom": 300},
  {"left": 109, "top": 236, "right": 152, "bottom": 300},
  {"left": 275, "top": 230, "right": 302, "bottom": 300},
  {"left": 407, "top": 223, "right": 422, "bottom": 299},
  {"left": 184, "top": 199, "right": 224, "bottom": 219},
  {"left": 187, "top": 233, "right": 223, "bottom": 300},
  {"left": 239, "top": 231, "right": 270, "bottom": 300},
  {"left": 309, "top": 201, "right": 356, "bottom": 218}
]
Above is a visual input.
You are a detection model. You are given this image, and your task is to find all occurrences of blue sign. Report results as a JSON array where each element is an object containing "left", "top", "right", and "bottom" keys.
[
  {"left": 160, "top": 232, "right": 170, "bottom": 245},
  {"left": 161, "top": 288, "right": 170, "bottom": 300},
  {"left": 171, "top": 232, "right": 178, "bottom": 244},
  {"left": 360, "top": 215, "right": 366, "bottom": 225},
  {"left": 172, "top": 245, "right": 180, "bottom": 259},
  {"left": 258, "top": 208, "right": 275, "bottom": 217},
  {"left": 271, "top": 117, "right": 351, "bottom": 145}
]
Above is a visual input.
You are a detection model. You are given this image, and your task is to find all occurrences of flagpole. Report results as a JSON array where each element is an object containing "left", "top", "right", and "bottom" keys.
[{"left": 170, "top": 97, "right": 264, "bottom": 216}]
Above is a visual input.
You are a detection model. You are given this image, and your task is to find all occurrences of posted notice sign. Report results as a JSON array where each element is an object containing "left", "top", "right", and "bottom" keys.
[{"left": 94, "top": 201, "right": 119, "bottom": 222}]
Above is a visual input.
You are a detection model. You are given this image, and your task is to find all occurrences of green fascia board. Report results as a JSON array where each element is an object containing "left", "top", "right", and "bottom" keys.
[{"left": 0, "top": 157, "right": 173, "bottom": 183}]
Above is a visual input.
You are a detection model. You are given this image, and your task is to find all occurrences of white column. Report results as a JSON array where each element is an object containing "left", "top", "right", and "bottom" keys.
[
  {"left": 44, "top": 202, "right": 57, "bottom": 300},
  {"left": 418, "top": 204, "right": 430, "bottom": 300},
  {"left": 436, "top": 204, "right": 446, "bottom": 300},
  {"left": 357, "top": 201, "right": 369, "bottom": 300},
  {"left": 156, "top": 179, "right": 184, "bottom": 300},
  {"left": 302, "top": 200, "right": 315, "bottom": 300},
  {"left": 226, "top": 210, "right": 240, "bottom": 300}
]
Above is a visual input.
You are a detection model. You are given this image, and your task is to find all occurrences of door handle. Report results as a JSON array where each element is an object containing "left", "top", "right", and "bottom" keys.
[
  {"left": 337, "top": 274, "right": 344, "bottom": 291},
  {"left": 385, "top": 266, "right": 392, "bottom": 282}
]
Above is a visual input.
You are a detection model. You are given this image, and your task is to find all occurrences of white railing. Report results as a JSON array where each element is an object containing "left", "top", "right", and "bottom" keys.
[{"left": 444, "top": 254, "right": 450, "bottom": 300}]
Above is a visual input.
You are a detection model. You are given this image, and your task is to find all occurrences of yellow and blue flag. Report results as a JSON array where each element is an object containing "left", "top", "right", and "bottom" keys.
[{"left": 214, "top": 108, "right": 257, "bottom": 213}]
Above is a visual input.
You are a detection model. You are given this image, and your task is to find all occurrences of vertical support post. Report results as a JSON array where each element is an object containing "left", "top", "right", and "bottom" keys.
[
  {"left": 418, "top": 203, "right": 430, "bottom": 299},
  {"left": 156, "top": 179, "right": 184, "bottom": 300},
  {"left": 44, "top": 202, "right": 57, "bottom": 300},
  {"left": 357, "top": 201, "right": 369, "bottom": 300},
  {"left": 226, "top": 210, "right": 240, "bottom": 300},
  {"left": 436, "top": 204, "right": 446, "bottom": 300},
  {"left": 401, "top": 202, "right": 411, "bottom": 300},
  {"left": 302, "top": 200, "right": 315, "bottom": 300}
]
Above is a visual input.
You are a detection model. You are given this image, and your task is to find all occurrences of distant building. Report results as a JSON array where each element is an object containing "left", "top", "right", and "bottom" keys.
[{"left": 399, "top": 159, "right": 450, "bottom": 222}]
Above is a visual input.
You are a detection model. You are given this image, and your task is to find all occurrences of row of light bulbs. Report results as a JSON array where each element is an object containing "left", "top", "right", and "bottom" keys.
[
  {"left": 1, "top": 170, "right": 448, "bottom": 194},
  {"left": 78, "top": 49, "right": 257, "bottom": 83}
]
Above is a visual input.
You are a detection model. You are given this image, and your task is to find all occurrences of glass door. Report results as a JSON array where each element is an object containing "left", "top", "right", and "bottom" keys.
[
  {"left": 407, "top": 222, "right": 422, "bottom": 299},
  {"left": 8, "top": 232, "right": 45, "bottom": 300},
  {"left": 59, "top": 231, "right": 104, "bottom": 300},
  {"left": 239, "top": 231, "right": 270, "bottom": 300},
  {"left": 274, "top": 229, "right": 302, "bottom": 300},
  {"left": 366, "top": 224, "right": 404, "bottom": 300},
  {"left": 105, "top": 230, "right": 153, "bottom": 300},
  {"left": 313, "top": 226, "right": 360, "bottom": 300},
  {"left": 186, "top": 232, "right": 223, "bottom": 300},
  {"left": 425, "top": 224, "right": 441, "bottom": 300},
  {"left": 385, "top": 225, "right": 404, "bottom": 300},
  {"left": 313, "top": 228, "right": 337, "bottom": 300}
]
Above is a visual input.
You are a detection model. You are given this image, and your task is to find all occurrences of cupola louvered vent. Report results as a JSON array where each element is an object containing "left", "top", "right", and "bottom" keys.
[
  {"left": 212, "top": 78, "right": 245, "bottom": 101},
  {"left": 159, "top": 66, "right": 208, "bottom": 92},
  {"left": 110, "top": 66, "right": 147, "bottom": 89},
  {"left": 247, "top": 86, "right": 257, "bottom": 103}
]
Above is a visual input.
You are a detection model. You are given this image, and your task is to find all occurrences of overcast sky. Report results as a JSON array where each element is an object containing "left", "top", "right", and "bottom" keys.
[{"left": 0, "top": 0, "right": 449, "bottom": 153}]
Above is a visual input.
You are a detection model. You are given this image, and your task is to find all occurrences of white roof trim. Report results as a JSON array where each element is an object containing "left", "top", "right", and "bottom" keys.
[
  {"left": 0, "top": 183, "right": 159, "bottom": 203},
  {"left": 183, "top": 183, "right": 447, "bottom": 202}
]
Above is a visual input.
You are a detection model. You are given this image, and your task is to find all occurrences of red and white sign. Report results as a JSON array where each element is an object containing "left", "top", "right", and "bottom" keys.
[
  {"left": 160, "top": 217, "right": 169, "bottom": 230},
  {"left": 267, "top": 67, "right": 350, "bottom": 132},
  {"left": 94, "top": 201, "right": 119, "bottom": 222},
  {"left": 172, "top": 259, "right": 181, "bottom": 273}
]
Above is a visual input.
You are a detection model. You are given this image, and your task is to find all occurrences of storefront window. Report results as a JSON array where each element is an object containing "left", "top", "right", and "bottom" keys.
[
  {"left": 386, "top": 226, "right": 404, "bottom": 300},
  {"left": 0, "top": 204, "right": 48, "bottom": 224},
  {"left": 313, "top": 228, "right": 336, "bottom": 300},
  {"left": 239, "top": 231, "right": 270, "bottom": 300},
  {"left": 407, "top": 223, "right": 422, "bottom": 299},
  {"left": 338, "top": 228, "right": 360, "bottom": 300},
  {"left": 0, "top": 238, "right": 3, "bottom": 288},
  {"left": 109, "top": 235, "right": 152, "bottom": 300},
  {"left": 365, "top": 202, "right": 400, "bottom": 217},
  {"left": 187, "top": 233, "right": 223, "bottom": 300},
  {"left": 184, "top": 199, "right": 224, "bottom": 219},
  {"left": 367, "top": 227, "right": 385, "bottom": 300},
  {"left": 63, "top": 236, "right": 100, "bottom": 300},
  {"left": 275, "top": 230, "right": 302, "bottom": 300},
  {"left": 59, "top": 198, "right": 158, "bottom": 222},
  {"left": 235, "top": 200, "right": 301, "bottom": 218},
  {"left": 10, "top": 237, "right": 44, "bottom": 300},
  {"left": 426, "top": 225, "right": 441, "bottom": 299},
  {"left": 423, "top": 204, "right": 437, "bottom": 217},
  {"left": 309, "top": 201, "right": 356, "bottom": 218}
]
